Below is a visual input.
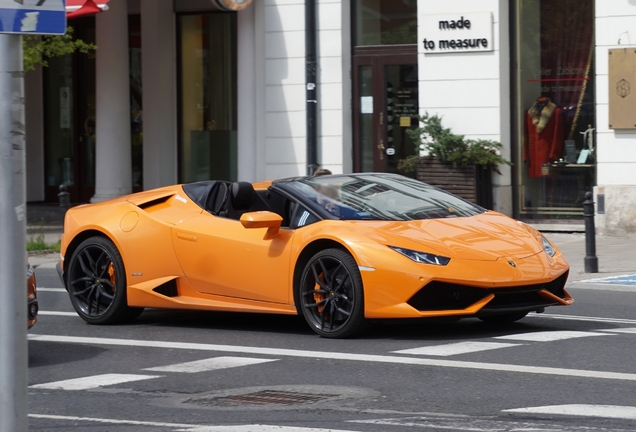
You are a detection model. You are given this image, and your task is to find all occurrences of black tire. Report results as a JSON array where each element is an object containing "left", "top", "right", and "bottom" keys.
[
  {"left": 299, "top": 248, "right": 369, "bottom": 338},
  {"left": 66, "top": 236, "right": 143, "bottom": 324},
  {"left": 478, "top": 311, "right": 528, "bottom": 324}
]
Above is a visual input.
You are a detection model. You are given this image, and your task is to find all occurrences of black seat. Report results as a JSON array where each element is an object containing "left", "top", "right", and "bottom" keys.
[
  {"left": 227, "top": 182, "right": 257, "bottom": 219},
  {"left": 204, "top": 182, "right": 230, "bottom": 215}
]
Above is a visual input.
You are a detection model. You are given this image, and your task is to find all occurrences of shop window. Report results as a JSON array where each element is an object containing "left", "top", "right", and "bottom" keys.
[
  {"left": 515, "top": 0, "right": 595, "bottom": 219},
  {"left": 178, "top": 13, "right": 237, "bottom": 183},
  {"left": 129, "top": 14, "right": 143, "bottom": 191},
  {"left": 354, "top": 0, "right": 417, "bottom": 46}
]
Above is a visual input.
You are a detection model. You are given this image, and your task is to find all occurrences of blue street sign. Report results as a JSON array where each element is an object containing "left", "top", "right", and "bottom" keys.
[{"left": 0, "top": 0, "right": 65, "bottom": 35}]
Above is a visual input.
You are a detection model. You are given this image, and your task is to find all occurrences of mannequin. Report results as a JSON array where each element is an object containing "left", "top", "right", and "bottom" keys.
[{"left": 524, "top": 96, "right": 564, "bottom": 178}]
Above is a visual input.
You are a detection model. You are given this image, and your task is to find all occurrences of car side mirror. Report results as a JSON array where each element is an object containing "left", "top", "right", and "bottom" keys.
[{"left": 240, "top": 211, "right": 283, "bottom": 239}]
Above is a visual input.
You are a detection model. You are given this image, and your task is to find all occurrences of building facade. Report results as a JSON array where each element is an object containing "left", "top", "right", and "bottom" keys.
[{"left": 24, "top": 0, "right": 636, "bottom": 234}]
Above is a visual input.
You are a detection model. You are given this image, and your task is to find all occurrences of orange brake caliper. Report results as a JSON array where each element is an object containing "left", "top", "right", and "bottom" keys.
[
  {"left": 107, "top": 263, "right": 116, "bottom": 293},
  {"left": 314, "top": 272, "right": 325, "bottom": 313}
]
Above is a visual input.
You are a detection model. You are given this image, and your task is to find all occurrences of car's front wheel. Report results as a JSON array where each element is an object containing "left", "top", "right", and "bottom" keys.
[
  {"left": 299, "top": 248, "right": 369, "bottom": 338},
  {"left": 67, "top": 236, "right": 143, "bottom": 324}
]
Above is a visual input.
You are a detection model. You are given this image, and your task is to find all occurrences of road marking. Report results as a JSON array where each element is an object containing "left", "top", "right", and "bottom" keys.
[
  {"left": 38, "top": 311, "right": 76, "bottom": 316},
  {"left": 36, "top": 307, "right": 636, "bottom": 326},
  {"left": 30, "top": 373, "right": 162, "bottom": 390},
  {"left": 348, "top": 414, "right": 633, "bottom": 432},
  {"left": 528, "top": 313, "right": 636, "bottom": 325},
  {"left": 28, "top": 334, "right": 636, "bottom": 383},
  {"left": 37, "top": 287, "right": 66, "bottom": 292},
  {"left": 28, "top": 414, "right": 357, "bottom": 432},
  {"left": 580, "top": 274, "right": 636, "bottom": 286},
  {"left": 495, "top": 330, "right": 610, "bottom": 342},
  {"left": 599, "top": 327, "right": 636, "bottom": 334},
  {"left": 504, "top": 404, "right": 636, "bottom": 420},
  {"left": 178, "top": 427, "right": 356, "bottom": 432},
  {"left": 392, "top": 342, "right": 521, "bottom": 356},
  {"left": 349, "top": 414, "right": 633, "bottom": 431},
  {"left": 144, "top": 356, "right": 278, "bottom": 373}
]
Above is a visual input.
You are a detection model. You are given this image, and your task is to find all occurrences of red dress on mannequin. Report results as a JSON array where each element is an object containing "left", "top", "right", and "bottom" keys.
[{"left": 524, "top": 97, "right": 564, "bottom": 178}]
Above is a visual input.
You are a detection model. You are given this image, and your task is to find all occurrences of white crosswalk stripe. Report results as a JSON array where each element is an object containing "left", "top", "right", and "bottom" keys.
[
  {"left": 392, "top": 341, "right": 521, "bottom": 356},
  {"left": 37, "top": 287, "right": 66, "bottom": 292},
  {"left": 29, "top": 414, "right": 358, "bottom": 431},
  {"left": 599, "top": 327, "right": 636, "bottom": 334},
  {"left": 30, "top": 373, "right": 162, "bottom": 390},
  {"left": 494, "top": 330, "right": 611, "bottom": 342},
  {"left": 144, "top": 356, "right": 277, "bottom": 373},
  {"left": 504, "top": 404, "right": 636, "bottom": 420},
  {"left": 38, "top": 311, "right": 76, "bottom": 316},
  {"left": 349, "top": 414, "right": 635, "bottom": 431}
]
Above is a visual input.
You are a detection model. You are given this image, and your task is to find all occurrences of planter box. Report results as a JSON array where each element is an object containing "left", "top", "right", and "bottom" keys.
[{"left": 416, "top": 156, "right": 493, "bottom": 209}]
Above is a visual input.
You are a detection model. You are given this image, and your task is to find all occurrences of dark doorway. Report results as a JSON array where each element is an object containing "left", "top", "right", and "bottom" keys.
[
  {"left": 43, "top": 17, "right": 96, "bottom": 203},
  {"left": 353, "top": 46, "right": 419, "bottom": 173}
]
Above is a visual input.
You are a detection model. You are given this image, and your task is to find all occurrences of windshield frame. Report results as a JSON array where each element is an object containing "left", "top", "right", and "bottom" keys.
[{"left": 271, "top": 173, "right": 487, "bottom": 222}]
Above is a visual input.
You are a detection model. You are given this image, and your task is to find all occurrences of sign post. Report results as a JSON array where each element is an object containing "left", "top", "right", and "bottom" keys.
[{"left": 0, "top": 2, "right": 65, "bottom": 431}]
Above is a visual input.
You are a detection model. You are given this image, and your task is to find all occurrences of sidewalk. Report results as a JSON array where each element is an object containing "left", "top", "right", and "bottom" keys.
[
  {"left": 544, "top": 232, "right": 636, "bottom": 282},
  {"left": 27, "top": 224, "right": 63, "bottom": 269},
  {"left": 26, "top": 225, "right": 636, "bottom": 284}
]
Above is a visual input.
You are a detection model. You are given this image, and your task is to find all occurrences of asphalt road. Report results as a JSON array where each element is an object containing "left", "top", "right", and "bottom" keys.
[{"left": 28, "top": 264, "right": 636, "bottom": 432}]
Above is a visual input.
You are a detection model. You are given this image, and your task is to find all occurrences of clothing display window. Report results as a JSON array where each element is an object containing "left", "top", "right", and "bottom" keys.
[{"left": 514, "top": 0, "right": 595, "bottom": 219}]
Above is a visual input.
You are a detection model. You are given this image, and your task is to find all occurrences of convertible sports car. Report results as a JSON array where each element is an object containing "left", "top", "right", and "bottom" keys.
[{"left": 57, "top": 173, "right": 572, "bottom": 338}]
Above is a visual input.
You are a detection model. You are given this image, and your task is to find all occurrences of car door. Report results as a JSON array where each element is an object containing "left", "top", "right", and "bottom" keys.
[{"left": 172, "top": 213, "right": 295, "bottom": 304}]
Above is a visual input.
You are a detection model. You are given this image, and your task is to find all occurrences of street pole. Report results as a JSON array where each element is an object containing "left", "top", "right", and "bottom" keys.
[
  {"left": 0, "top": 33, "right": 28, "bottom": 432},
  {"left": 583, "top": 191, "right": 598, "bottom": 273},
  {"left": 305, "top": 0, "right": 318, "bottom": 176}
]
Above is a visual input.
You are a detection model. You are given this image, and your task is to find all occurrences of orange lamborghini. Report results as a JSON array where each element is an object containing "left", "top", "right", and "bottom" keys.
[{"left": 57, "top": 173, "right": 572, "bottom": 338}]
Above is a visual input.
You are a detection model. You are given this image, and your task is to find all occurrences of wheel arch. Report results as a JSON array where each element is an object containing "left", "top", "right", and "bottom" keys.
[
  {"left": 63, "top": 229, "right": 117, "bottom": 283},
  {"left": 292, "top": 238, "right": 351, "bottom": 314}
]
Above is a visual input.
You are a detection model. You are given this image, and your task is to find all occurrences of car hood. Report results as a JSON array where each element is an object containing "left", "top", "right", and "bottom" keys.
[{"left": 350, "top": 211, "right": 544, "bottom": 261}]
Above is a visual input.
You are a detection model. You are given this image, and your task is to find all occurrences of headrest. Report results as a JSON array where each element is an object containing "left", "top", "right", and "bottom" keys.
[{"left": 230, "top": 181, "right": 256, "bottom": 211}]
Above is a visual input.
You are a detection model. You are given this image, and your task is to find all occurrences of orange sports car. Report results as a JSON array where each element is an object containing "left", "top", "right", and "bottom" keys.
[{"left": 57, "top": 173, "right": 572, "bottom": 338}]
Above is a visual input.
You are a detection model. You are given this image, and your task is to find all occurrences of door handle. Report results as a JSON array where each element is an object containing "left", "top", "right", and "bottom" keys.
[
  {"left": 176, "top": 232, "right": 197, "bottom": 242},
  {"left": 378, "top": 139, "right": 385, "bottom": 160},
  {"left": 379, "top": 111, "right": 384, "bottom": 125}
]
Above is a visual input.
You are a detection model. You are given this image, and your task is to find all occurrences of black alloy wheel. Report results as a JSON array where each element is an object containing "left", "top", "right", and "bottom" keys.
[
  {"left": 299, "top": 248, "right": 368, "bottom": 338},
  {"left": 66, "top": 236, "right": 143, "bottom": 324}
]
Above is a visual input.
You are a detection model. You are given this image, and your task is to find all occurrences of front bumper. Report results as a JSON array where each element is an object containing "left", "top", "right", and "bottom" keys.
[{"left": 407, "top": 271, "right": 572, "bottom": 314}]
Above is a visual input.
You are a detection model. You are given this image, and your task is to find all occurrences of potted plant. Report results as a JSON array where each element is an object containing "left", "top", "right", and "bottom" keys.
[{"left": 398, "top": 113, "right": 512, "bottom": 207}]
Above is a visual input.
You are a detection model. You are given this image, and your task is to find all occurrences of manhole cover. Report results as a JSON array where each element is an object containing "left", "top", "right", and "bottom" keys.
[
  {"left": 221, "top": 390, "right": 334, "bottom": 405},
  {"left": 170, "top": 385, "right": 379, "bottom": 411}
]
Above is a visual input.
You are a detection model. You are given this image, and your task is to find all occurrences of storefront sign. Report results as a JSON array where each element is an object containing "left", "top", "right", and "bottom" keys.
[
  {"left": 608, "top": 48, "right": 636, "bottom": 129},
  {"left": 421, "top": 12, "right": 493, "bottom": 53}
]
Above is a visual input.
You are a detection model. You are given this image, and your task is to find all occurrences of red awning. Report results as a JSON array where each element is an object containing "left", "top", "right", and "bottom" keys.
[{"left": 66, "top": 0, "right": 110, "bottom": 19}]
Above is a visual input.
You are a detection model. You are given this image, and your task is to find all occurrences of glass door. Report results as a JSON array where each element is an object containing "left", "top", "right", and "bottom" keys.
[
  {"left": 43, "top": 17, "right": 96, "bottom": 203},
  {"left": 353, "top": 48, "right": 419, "bottom": 174}
]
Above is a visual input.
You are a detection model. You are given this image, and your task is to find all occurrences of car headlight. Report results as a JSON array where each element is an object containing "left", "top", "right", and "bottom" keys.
[
  {"left": 542, "top": 235, "right": 556, "bottom": 257},
  {"left": 389, "top": 246, "right": 450, "bottom": 266}
]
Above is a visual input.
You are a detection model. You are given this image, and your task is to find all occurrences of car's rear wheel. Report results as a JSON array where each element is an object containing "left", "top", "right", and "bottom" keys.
[
  {"left": 478, "top": 311, "right": 528, "bottom": 323},
  {"left": 299, "top": 248, "right": 368, "bottom": 338},
  {"left": 67, "top": 236, "right": 143, "bottom": 324}
]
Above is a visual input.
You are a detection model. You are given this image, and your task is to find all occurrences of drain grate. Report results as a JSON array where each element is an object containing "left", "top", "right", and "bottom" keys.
[{"left": 207, "top": 390, "right": 334, "bottom": 406}]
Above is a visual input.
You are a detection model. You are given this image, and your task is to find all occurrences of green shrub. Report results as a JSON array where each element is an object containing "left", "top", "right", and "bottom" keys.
[{"left": 398, "top": 112, "right": 512, "bottom": 174}]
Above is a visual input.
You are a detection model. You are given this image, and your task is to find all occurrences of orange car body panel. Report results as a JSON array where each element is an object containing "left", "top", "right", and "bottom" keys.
[{"left": 59, "top": 182, "right": 571, "bottom": 320}]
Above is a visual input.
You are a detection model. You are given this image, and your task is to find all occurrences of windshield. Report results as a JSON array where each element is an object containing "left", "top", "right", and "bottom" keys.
[{"left": 286, "top": 174, "right": 486, "bottom": 221}]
